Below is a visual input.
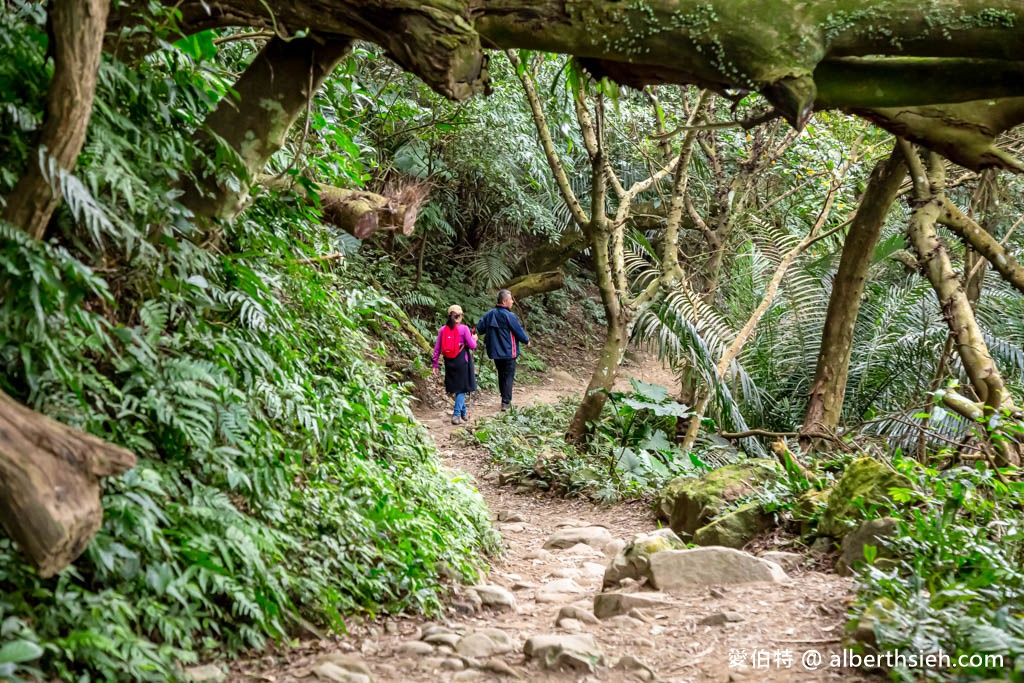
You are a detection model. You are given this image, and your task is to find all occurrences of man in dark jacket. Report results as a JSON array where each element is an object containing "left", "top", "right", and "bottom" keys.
[{"left": 476, "top": 289, "right": 530, "bottom": 411}]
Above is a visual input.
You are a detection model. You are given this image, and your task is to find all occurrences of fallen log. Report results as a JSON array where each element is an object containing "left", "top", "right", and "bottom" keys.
[
  {"left": 502, "top": 271, "right": 565, "bottom": 300},
  {"left": 259, "top": 175, "right": 421, "bottom": 239},
  {"left": 0, "top": 390, "right": 136, "bottom": 576}
]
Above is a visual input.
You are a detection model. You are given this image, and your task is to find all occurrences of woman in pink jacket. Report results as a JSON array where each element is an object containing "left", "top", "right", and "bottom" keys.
[{"left": 432, "top": 304, "right": 478, "bottom": 424}]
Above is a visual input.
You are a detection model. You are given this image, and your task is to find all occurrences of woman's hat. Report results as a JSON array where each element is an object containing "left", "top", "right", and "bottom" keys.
[{"left": 447, "top": 304, "right": 463, "bottom": 316}]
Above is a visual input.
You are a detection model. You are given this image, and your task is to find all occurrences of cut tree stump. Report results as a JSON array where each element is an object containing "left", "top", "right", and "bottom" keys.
[{"left": 0, "top": 390, "right": 136, "bottom": 576}]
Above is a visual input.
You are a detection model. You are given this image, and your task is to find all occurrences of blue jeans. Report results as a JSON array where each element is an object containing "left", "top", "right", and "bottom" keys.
[{"left": 454, "top": 392, "right": 467, "bottom": 418}]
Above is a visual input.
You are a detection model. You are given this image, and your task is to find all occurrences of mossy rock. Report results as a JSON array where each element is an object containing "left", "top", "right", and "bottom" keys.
[
  {"left": 846, "top": 597, "right": 896, "bottom": 651},
  {"left": 835, "top": 517, "right": 899, "bottom": 577},
  {"left": 657, "top": 459, "right": 780, "bottom": 536},
  {"left": 691, "top": 503, "right": 774, "bottom": 549},
  {"left": 603, "top": 528, "right": 686, "bottom": 588},
  {"left": 818, "top": 458, "right": 912, "bottom": 538}
]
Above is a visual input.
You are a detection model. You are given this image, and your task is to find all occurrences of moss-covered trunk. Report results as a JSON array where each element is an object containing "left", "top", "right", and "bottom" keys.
[
  {"left": 181, "top": 36, "right": 352, "bottom": 221},
  {"left": 801, "top": 144, "right": 906, "bottom": 442}
]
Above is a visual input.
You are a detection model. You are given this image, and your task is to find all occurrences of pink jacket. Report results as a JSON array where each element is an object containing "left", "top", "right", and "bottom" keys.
[{"left": 432, "top": 323, "right": 477, "bottom": 369}]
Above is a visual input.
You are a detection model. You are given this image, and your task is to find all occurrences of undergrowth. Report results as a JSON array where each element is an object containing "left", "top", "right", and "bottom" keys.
[
  {"left": 0, "top": 7, "right": 495, "bottom": 681},
  {"left": 465, "top": 380, "right": 703, "bottom": 503},
  {"left": 849, "top": 459, "right": 1024, "bottom": 681}
]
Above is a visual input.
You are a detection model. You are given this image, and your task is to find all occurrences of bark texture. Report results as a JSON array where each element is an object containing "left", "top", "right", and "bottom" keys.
[
  {"left": 801, "top": 145, "right": 907, "bottom": 441},
  {"left": 119, "top": 0, "right": 1024, "bottom": 171},
  {"left": 181, "top": 36, "right": 353, "bottom": 221},
  {"left": 901, "top": 143, "right": 1021, "bottom": 465},
  {"left": 0, "top": 390, "right": 136, "bottom": 576},
  {"left": 502, "top": 271, "right": 564, "bottom": 300},
  {"left": 939, "top": 198, "right": 1024, "bottom": 295},
  {"left": 2, "top": 0, "right": 110, "bottom": 239},
  {"left": 258, "top": 176, "right": 418, "bottom": 239}
]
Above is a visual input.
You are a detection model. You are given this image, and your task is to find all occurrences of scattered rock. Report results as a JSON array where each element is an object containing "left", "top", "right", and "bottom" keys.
[
  {"left": 451, "top": 670, "right": 488, "bottom": 683},
  {"left": 497, "top": 510, "right": 525, "bottom": 522},
  {"left": 498, "top": 522, "right": 529, "bottom": 533},
  {"left": 423, "top": 632, "right": 461, "bottom": 648},
  {"left": 397, "top": 641, "right": 435, "bottom": 657},
  {"left": 525, "top": 548, "right": 553, "bottom": 560},
  {"left": 648, "top": 547, "right": 788, "bottom": 591},
  {"left": 709, "top": 587, "right": 727, "bottom": 599},
  {"left": 582, "top": 561, "right": 606, "bottom": 577},
  {"left": 441, "top": 658, "right": 465, "bottom": 671},
  {"left": 836, "top": 517, "right": 899, "bottom": 576},
  {"left": 603, "top": 537, "right": 626, "bottom": 558},
  {"left": 477, "top": 658, "right": 520, "bottom": 677},
  {"left": 548, "top": 567, "right": 580, "bottom": 579},
  {"left": 692, "top": 503, "right": 774, "bottom": 549},
  {"left": 556, "top": 617, "right": 584, "bottom": 631},
  {"left": 455, "top": 629, "right": 517, "bottom": 659},
  {"left": 817, "top": 458, "right": 912, "bottom": 538},
  {"left": 614, "top": 654, "right": 656, "bottom": 680},
  {"left": 657, "top": 460, "right": 780, "bottom": 534},
  {"left": 561, "top": 542, "right": 605, "bottom": 559},
  {"left": 543, "top": 525, "right": 613, "bottom": 551},
  {"left": 421, "top": 657, "right": 448, "bottom": 670},
  {"left": 699, "top": 611, "right": 745, "bottom": 626},
  {"left": 185, "top": 665, "right": 226, "bottom": 682},
  {"left": 523, "top": 634, "right": 605, "bottom": 673},
  {"left": 603, "top": 528, "right": 686, "bottom": 588},
  {"left": 420, "top": 624, "right": 453, "bottom": 640},
  {"left": 536, "top": 578, "right": 586, "bottom": 603},
  {"left": 593, "top": 591, "right": 674, "bottom": 619},
  {"left": 469, "top": 584, "right": 517, "bottom": 612},
  {"left": 315, "top": 656, "right": 372, "bottom": 677},
  {"left": 599, "top": 614, "right": 646, "bottom": 629},
  {"left": 760, "top": 551, "right": 802, "bottom": 572},
  {"left": 557, "top": 604, "right": 600, "bottom": 625},
  {"left": 312, "top": 662, "right": 371, "bottom": 683}
]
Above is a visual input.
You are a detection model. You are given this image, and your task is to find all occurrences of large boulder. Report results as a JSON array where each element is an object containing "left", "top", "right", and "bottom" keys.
[
  {"left": 647, "top": 547, "right": 787, "bottom": 592},
  {"left": 691, "top": 503, "right": 773, "bottom": 549},
  {"left": 657, "top": 460, "right": 779, "bottom": 536},
  {"left": 818, "top": 458, "right": 912, "bottom": 538},
  {"left": 836, "top": 517, "right": 899, "bottom": 576},
  {"left": 603, "top": 528, "right": 686, "bottom": 588}
]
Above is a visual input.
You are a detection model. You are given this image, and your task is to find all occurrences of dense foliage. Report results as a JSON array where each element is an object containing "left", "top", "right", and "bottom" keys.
[
  {"left": 4, "top": 1, "right": 1024, "bottom": 681},
  {"left": 0, "top": 7, "right": 494, "bottom": 681}
]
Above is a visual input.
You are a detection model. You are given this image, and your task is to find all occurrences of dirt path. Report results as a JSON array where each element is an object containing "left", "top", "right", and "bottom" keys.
[{"left": 225, "top": 358, "right": 877, "bottom": 683}]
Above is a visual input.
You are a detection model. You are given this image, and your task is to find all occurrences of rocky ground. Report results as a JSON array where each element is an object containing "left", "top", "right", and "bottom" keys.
[{"left": 216, "top": 359, "right": 882, "bottom": 683}]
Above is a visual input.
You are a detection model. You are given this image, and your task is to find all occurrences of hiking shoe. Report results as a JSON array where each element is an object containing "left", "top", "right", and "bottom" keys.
[
  {"left": 500, "top": 403, "right": 510, "bottom": 412},
  {"left": 451, "top": 415, "right": 463, "bottom": 425}
]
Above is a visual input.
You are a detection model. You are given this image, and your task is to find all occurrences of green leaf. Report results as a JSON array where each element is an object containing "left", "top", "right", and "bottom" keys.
[{"left": 0, "top": 640, "right": 43, "bottom": 664}]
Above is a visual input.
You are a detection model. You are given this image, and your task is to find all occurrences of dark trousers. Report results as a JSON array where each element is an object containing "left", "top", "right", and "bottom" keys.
[{"left": 494, "top": 358, "right": 517, "bottom": 405}]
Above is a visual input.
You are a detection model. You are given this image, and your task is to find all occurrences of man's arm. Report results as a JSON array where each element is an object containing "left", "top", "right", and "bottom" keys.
[{"left": 508, "top": 312, "right": 530, "bottom": 345}]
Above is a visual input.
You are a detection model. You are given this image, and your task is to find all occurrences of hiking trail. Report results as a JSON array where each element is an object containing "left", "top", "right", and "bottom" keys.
[{"left": 224, "top": 355, "right": 877, "bottom": 683}]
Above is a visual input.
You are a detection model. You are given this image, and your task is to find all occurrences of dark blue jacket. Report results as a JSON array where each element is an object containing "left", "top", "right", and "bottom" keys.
[{"left": 476, "top": 305, "right": 530, "bottom": 360}]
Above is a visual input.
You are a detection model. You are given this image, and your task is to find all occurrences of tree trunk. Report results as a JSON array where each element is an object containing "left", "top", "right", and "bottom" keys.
[
  {"left": 801, "top": 144, "right": 906, "bottom": 442},
  {"left": 181, "top": 36, "right": 353, "bottom": 221},
  {"left": 2, "top": 0, "right": 110, "bottom": 240},
  {"left": 502, "top": 271, "right": 564, "bottom": 300},
  {"left": 566, "top": 230, "right": 625, "bottom": 444},
  {"left": 901, "top": 144, "right": 1020, "bottom": 465},
  {"left": 566, "top": 308, "right": 629, "bottom": 444},
  {"left": 0, "top": 390, "right": 136, "bottom": 576}
]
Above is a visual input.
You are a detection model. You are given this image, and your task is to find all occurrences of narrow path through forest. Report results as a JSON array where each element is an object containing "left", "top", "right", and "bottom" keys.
[{"left": 227, "top": 356, "right": 879, "bottom": 683}]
